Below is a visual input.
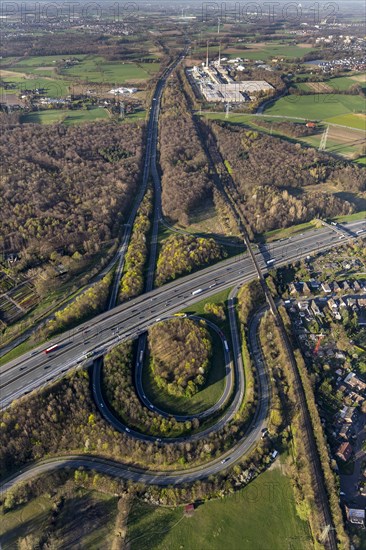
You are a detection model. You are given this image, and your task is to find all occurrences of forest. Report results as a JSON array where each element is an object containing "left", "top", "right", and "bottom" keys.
[
  {"left": 159, "top": 73, "right": 212, "bottom": 225},
  {"left": 155, "top": 234, "right": 226, "bottom": 287},
  {"left": 148, "top": 318, "right": 212, "bottom": 397},
  {"left": 1, "top": 32, "right": 153, "bottom": 60},
  {"left": 0, "top": 122, "right": 144, "bottom": 273},
  {"left": 207, "top": 121, "right": 364, "bottom": 234},
  {"left": 119, "top": 188, "right": 153, "bottom": 303}
]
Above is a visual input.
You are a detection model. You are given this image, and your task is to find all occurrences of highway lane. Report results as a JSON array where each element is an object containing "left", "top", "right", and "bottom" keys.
[
  {"left": 1, "top": 220, "right": 364, "bottom": 408},
  {"left": 91, "top": 283, "right": 251, "bottom": 445},
  {"left": 1, "top": 293, "right": 270, "bottom": 490}
]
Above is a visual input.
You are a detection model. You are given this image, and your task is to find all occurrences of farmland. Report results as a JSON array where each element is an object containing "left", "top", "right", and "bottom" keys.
[
  {"left": 193, "top": 41, "right": 317, "bottom": 62},
  {"left": 264, "top": 94, "right": 366, "bottom": 125},
  {"left": 0, "top": 54, "right": 160, "bottom": 104},
  {"left": 295, "top": 73, "right": 365, "bottom": 93},
  {"left": 60, "top": 56, "right": 160, "bottom": 84},
  {"left": 20, "top": 107, "right": 110, "bottom": 125},
  {"left": 200, "top": 112, "right": 366, "bottom": 159},
  {"left": 0, "top": 490, "right": 118, "bottom": 549},
  {"left": 1, "top": 74, "right": 70, "bottom": 98},
  {"left": 126, "top": 468, "right": 312, "bottom": 550}
]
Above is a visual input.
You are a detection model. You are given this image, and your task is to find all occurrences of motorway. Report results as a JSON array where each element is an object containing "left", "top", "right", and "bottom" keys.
[
  {"left": 1, "top": 217, "right": 365, "bottom": 409},
  {"left": 0, "top": 42, "right": 365, "bottom": 498},
  {"left": 1, "top": 292, "right": 270, "bottom": 491}
]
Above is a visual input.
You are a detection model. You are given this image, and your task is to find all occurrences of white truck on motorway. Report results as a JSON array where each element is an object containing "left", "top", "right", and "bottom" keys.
[{"left": 192, "top": 289, "right": 203, "bottom": 296}]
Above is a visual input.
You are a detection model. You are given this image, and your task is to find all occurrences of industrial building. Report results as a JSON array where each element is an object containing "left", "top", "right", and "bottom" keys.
[{"left": 187, "top": 45, "right": 274, "bottom": 103}]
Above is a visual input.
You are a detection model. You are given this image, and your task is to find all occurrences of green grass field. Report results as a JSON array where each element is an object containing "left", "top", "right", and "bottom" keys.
[
  {"left": 264, "top": 220, "right": 318, "bottom": 243},
  {"left": 264, "top": 95, "right": 365, "bottom": 127},
  {"left": 61, "top": 56, "right": 160, "bottom": 84},
  {"left": 194, "top": 41, "right": 316, "bottom": 62},
  {"left": 326, "top": 75, "right": 360, "bottom": 91},
  {"left": 325, "top": 113, "right": 366, "bottom": 131},
  {"left": 126, "top": 468, "right": 312, "bottom": 550},
  {"left": 335, "top": 210, "right": 366, "bottom": 223},
  {"left": 12, "top": 54, "right": 87, "bottom": 67},
  {"left": 0, "top": 490, "right": 118, "bottom": 549},
  {"left": 20, "top": 107, "right": 110, "bottom": 125},
  {"left": 142, "top": 326, "right": 227, "bottom": 416},
  {"left": 2, "top": 75, "right": 70, "bottom": 98}
]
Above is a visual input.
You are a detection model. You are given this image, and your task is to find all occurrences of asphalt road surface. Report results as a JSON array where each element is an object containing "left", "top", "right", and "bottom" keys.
[{"left": 1, "top": 218, "right": 364, "bottom": 409}]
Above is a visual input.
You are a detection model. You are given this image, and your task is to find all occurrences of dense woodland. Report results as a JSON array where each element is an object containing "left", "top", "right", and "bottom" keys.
[
  {"left": 159, "top": 74, "right": 212, "bottom": 224},
  {"left": 148, "top": 318, "right": 212, "bottom": 397},
  {"left": 208, "top": 121, "right": 364, "bottom": 234},
  {"left": 1, "top": 32, "right": 153, "bottom": 60},
  {"left": 155, "top": 234, "right": 226, "bottom": 286},
  {"left": 119, "top": 188, "right": 153, "bottom": 303},
  {"left": 0, "top": 122, "right": 144, "bottom": 272}
]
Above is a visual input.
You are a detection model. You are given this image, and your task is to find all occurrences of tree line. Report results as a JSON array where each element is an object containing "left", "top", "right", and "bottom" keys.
[{"left": 119, "top": 188, "right": 153, "bottom": 303}]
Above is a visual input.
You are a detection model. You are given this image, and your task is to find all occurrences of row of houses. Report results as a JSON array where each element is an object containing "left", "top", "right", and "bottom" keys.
[{"left": 289, "top": 278, "right": 366, "bottom": 296}]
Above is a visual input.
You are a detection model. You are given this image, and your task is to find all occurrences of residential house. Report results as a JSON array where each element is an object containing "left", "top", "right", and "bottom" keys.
[
  {"left": 346, "top": 507, "right": 365, "bottom": 527},
  {"left": 302, "top": 282, "right": 312, "bottom": 295},
  {"left": 310, "top": 300, "right": 322, "bottom": 317},
  {"left": 288, "top": 282, "right": 297, "bottom": 295},
  {"left": 344, "top": 373, "right": 366, "bottom": 394},
  {"left": 352, "top": 280, "right": 361, "bottom": 292},
  {"left": 341, "top": 281, "right": 350, "bottom": 292},
  {"left": 340, "top": 406, "right": 355, "bottom": 423},
  {"left": 332, "top": 281, "right": 341, "bottom": 293},
  {"left": 321, "top": 282, "right": 332, "bottom": 293},
  {"left": 339, "top": 423, "right": 351, "bottom": 440},
  {"left": 336, "top": 441, "right": 353, "bottom": 462}
]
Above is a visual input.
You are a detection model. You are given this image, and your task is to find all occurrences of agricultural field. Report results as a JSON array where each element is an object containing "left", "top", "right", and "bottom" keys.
[
  {"left": 1, "top": 74, "right": 70, "bottom": 98},
  {"left": 0, "top": 54, "right": 160, "bottom": 104},
  {"left": 200, "top": 112, "right": 366, "bottom": 159},
  {"left": 20, "top": 107, "right": 110, "bottom": 125},
  {"left": 293, "top": 73, "right": 366, "bottom": 94},
  {"left": 264, "top": 95, "right": 366, "bottom": 128},
  {"left": 0, "top": 490, "right": 118, "bottom": 549},
  {"left": 193, "top": 41, "right": 317, "bottom": 62},
  {"left": 0, "top": 271, "right": 39, "bottom": 325},
  {"left": 60, "top": 56, "right": 160, "bottom": 84},
  {"left": 126, "top": 468, "right": 312, "bottom": 550}
]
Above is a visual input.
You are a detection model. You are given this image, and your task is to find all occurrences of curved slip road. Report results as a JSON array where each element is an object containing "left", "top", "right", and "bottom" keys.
[{"left": 1, "top": 297, "right": 270, "bottom": 490}]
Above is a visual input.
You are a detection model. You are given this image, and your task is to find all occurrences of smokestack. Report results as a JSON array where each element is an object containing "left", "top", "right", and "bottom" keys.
[
  {"left": 218, "top": 42, "right": 221, "bottom": 67},
  {"left": 206, "top": 41, "right": 209, "bottom": 68}
]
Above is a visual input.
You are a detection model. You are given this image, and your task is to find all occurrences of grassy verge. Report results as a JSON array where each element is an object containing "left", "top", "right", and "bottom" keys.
[
  {"left": 263, "top": 219, "right": 318, "bottom": 243},
  {"left": 142, "top": 328, "right": 226, "bottom": 416},
  {"left": 182, "top": 288, "right": 232, "bottom": 339},
  {"left": 126, "top": 468, "right": 312, "bottom": 550},
  {"left": 335, "top": 210, "right": 366, "bottom": 223}
]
